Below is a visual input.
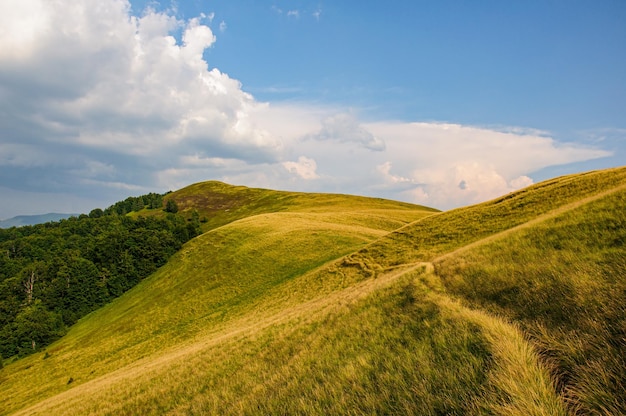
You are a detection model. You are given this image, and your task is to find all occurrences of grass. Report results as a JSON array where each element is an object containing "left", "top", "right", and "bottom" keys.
[
  {"left": 7, "top": 266, "right": 565, "bottom": 416},
  {"left": 0, "top": 193, "right": 435, "bottom": 415},
  {"left": 157, "top": 180, "right": 437, "bottom": 232},
  {"left": 353, "top": 166, "right": 626, "bottom": 268},
  {"left": 435, "top": 184, "right": 626, "bottom": 414},
  {"left": 1, "top": 167, "right": 625, "bottom": 415}
]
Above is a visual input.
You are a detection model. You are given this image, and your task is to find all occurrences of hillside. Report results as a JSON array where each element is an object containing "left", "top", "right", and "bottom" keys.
[
  {"left": 1, "top": 167, "right": 625, "bottom": 415},
  {"left": 149, "top": 180, "right": 433, "bottom": 232}
]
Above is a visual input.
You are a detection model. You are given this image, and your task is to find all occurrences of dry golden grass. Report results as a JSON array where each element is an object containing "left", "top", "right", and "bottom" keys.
[
  {"left": 12, "top": 264, "right": 566, "bottom": 416},
  {"left": 1, "top": 204, "right": 436, "bottom": 415},
  {"left": 3, "top": 167, "right": 625, "bottom": 415}
]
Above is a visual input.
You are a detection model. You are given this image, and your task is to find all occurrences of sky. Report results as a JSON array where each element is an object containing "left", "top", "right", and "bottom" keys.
[{"left": 0, "top": 0, "right": 624, "bottom": 219}]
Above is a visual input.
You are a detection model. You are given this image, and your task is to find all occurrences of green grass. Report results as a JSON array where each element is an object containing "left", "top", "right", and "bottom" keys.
[
  {"left": 435, "top": 185, "right": 626, "bottom": 414},
  {"left": 353, "top": 167, "right": 626, "bottom": 268},
  {"left": 0, "top": 193, "right": 435, "bottom": 415},
  {"left": 160, "top": 180, "right": 437, "bottom": 232},
  {"left": 1, "top": 167, "right": 625, "bottom": 415},
  {"left": 4, "top": 266, "right": 565, "bottom": 416}
]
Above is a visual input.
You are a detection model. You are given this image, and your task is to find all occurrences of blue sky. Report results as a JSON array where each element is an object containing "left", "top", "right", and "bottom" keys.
[
  {"left": 173, "top": 1, "right": 626, "bottom": 129},
  {"left": 0, "top": 0, "right": 624, "bottom": 218}
]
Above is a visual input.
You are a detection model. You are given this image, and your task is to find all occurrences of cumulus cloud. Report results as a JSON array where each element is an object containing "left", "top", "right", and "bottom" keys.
[
  {"left": 283, "top": 156, "right": 319, "bottom": 180},
  {"left": 376, "top": 162, "right": 412, "bottom": 185},
  {"left": 307, "top": 113, "right": 386, "bottom": 151},
  {"left": 0, "top": 0, "right": 282, "bottom": 210},
  {"left": 363, "top": 122, "right": 611, "bottom": 208},
  {"left": 0, "top": 0, "right": 613, "bottom": 218}
]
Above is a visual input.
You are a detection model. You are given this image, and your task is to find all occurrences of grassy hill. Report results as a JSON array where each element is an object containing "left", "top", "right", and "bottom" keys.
[
  {"left": 136, "top": 180, "right": 431, "bottom": 233},
  {"left": 1, "top": 168, "right": 625, "bottom": 415}
]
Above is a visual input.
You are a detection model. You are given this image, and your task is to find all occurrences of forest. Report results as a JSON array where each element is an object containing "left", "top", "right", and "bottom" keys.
[{"left": 0, "top": 193, "right": 200, "bottom": 360}]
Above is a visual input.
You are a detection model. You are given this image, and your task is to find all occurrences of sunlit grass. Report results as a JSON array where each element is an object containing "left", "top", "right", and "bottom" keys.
[
  {"left": 10, "top": 266, "right": 565, "bottom": 416},
  {"left": 0, "top": 200, "right": 434, "bottom": 414},
  {"left": 353, "top": 166, "right": 626, "bottom": 268},
  {"left": 2, "top": 167, "right": 624, "bottom": 415},
  {"left": 435, "top": 180, "right": 626, "bottom": 413},
  {"left": 156, "top": 180, "right": 437, "bottom": 232}
]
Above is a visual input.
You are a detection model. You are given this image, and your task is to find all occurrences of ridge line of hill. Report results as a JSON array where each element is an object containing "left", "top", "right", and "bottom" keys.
[{"left": 434, "top": 181, "right": 626, "bottom": 263}]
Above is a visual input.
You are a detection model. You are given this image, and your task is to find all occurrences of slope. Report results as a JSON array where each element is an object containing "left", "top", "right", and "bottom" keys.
[
  {"left": 434, "top": 181, "right": 626, "bottom": 414},
  {"left": 331, "top": 166, "right": 626, "bottom": 414},
  {"left": 1, "top": 168, "right": 624, "bottom": 415},
  {"left": 155, "top": 180, "right": 437, "bottom": 232},
  {"left": 0, "top": 189, "right": 436, "bottom": 414}
]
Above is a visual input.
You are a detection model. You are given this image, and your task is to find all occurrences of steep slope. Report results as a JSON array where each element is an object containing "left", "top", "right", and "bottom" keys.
[
  {"left": 333, "top": 166, "right": 626, "bottom": 414},
  {"left": 1, "top": 168, "right": 624, "bottom": 415},
  {"left": 434, "top": 182, "right": 626, "bottom": 414}
]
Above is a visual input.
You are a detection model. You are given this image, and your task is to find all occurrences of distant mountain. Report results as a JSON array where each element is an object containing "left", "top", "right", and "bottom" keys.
[{"left": 0, "top": 213, "right": 78, "bottom": 228}]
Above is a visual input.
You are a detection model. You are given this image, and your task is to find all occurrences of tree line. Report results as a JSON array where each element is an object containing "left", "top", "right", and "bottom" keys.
[{"left": 0, "top": 194, "right": 199, "bottom": 360}]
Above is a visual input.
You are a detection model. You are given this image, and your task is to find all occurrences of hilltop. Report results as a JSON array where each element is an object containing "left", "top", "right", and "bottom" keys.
[
  {"left": 142, "top": 180, "right": 433, "bottom": 232},
  {"left": 1, "top": 167, "right": 625, "bottom": 415}
]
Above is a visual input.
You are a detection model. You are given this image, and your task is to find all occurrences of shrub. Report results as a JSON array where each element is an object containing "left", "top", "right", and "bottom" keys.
[{"left": 164, "top": 199, "right": 179, "bottom": 213}]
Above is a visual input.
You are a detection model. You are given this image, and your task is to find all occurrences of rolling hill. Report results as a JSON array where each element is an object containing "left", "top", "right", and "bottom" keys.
[{"left": 0, "top": 167, "right": 624, "bottom": 415}]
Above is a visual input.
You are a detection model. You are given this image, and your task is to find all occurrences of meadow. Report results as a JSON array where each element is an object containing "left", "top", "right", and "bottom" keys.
[{"left": 0, "top": 167, "right": 624, "bottom": 415}]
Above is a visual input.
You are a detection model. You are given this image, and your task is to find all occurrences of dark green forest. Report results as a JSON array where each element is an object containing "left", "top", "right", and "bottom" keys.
[{"left": 0, "top": 193, "right": 199, "bottom": 359}]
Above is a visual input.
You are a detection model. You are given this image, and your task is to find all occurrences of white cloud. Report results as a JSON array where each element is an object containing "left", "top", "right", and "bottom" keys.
[
  {"left": 377, "top": 162, "right": 412, "bottom": 184},
  {"left": 0, "top": 0, "right": 613, "bottom": 218},
  {"left": 287, "top": 10, "right": 300, "bottom": 18},
  {"left": 509, "top": 175, "right": 534, "bottom": 189},
  {"left": 0, "top": 0, "right": 279, "bottom": 159},
  {"left": 283, "top": 156, "right": 319, "bottom": 180},
  {"left": 307, "top": 113, "right": 386, "bottom": 151},
  {"left": 0, "top": 0, "right": 285, "bottom": 205},
  {"left": 360, "top": 122, "right": 611, "bottom": 208}
]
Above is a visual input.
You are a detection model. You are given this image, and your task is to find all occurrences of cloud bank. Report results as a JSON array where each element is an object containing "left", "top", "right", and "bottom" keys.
[{"left": 0, "top": 0, "right": 611, "bottom": 217}]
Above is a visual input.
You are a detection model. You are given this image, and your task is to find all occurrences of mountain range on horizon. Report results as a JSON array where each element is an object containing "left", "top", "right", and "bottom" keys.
[{"left": 0, "top": 213, "right": 78, "bottom": 229}]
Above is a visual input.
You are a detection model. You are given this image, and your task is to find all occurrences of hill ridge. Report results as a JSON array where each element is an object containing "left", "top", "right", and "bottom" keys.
[{"left": 435, "top": 179, "right": 626, "bottom": 263}]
